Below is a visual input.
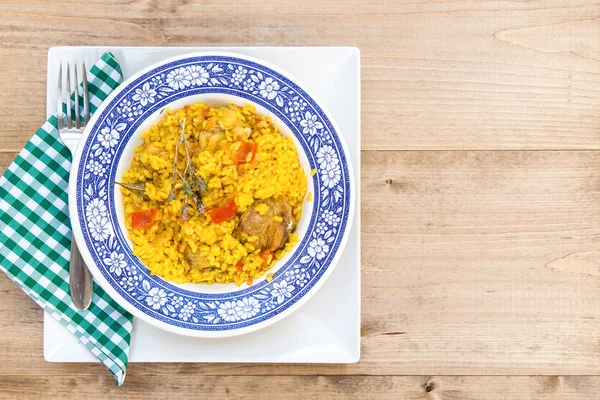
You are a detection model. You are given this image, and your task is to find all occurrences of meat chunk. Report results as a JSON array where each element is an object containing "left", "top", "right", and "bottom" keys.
[
  {"left": 231, "top": 125, "right": 252, "bottom": 140},
  {"left": 184, "top": 247, "right": 212, "bottom": 271},
  {"left": 144, "top": 143, "right": 167, "bottom": 157},
  {"left": 219, "top": 108, "right": 238, "bottom": 130},
  {"left": 133, "top": 142, "right": 168, "bottom": 170},
  {"left": 199, "top": 130, "right": 227, "bottom": 153},
  {"left": 237, "top": 197, "right": 294, "bottom": 251}
]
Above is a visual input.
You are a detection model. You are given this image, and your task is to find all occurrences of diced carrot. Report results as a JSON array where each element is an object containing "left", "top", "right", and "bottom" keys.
[
  {"left": 258, "top": 249, "right": 274, "bottom": 268},
  {"left": 234, "top": 141, "right": 258, "bottom": 164},
  {"left": 208, "top": 199, "right": 238, "bottom": 224},
  {"left": 132, "top": 209, "right": 156, "bottom": 229},
  {"left": 236, "top": 261, "right": 243, "bottom": 272},
  {"left": 247, "top": 278, "right": 253, "bottom": 286}
]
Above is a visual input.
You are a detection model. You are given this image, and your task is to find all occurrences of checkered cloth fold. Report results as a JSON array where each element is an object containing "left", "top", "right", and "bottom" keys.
[{"left": 0, "top": 52, "right": 133, "bottom": 386}]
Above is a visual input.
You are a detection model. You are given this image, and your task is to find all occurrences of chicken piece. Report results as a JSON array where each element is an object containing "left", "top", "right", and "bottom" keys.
[
  {"left": 199, "top": 130, "right": 226, "bottom": 153},
  {"left": 184, "top": 247, "right": 212, "bottom": 271},
  {"left": 219, "top": 108, "right": 238, "bottom": 130},
  {"left": 237, "top": 197, "right": 294, "bottom": 251},
  {"left": 133, "top": 142, "right": 167, "bottom": 168},
  {"left": 144, "top": 143, "right": 167, "bottom": 157},
  {"left": 231, "top": 125, "right": 252, "bottom": 140}
]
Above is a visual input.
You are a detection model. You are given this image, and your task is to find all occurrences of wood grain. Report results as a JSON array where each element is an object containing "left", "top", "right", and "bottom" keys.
[
  {"left": 0, "top": 0, "right": 599, "bottom": 397},
  {"left": 2, "top": 150, "right": 600, "bottom": 378},
  {"left": 2, "top": 375, "right": 600, "bottom": 400},
  {"left": 0, "top": 0, "right": 598, "bottom": 150}
]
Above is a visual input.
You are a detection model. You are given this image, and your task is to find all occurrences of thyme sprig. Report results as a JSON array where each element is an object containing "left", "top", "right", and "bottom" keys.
[{"left": 168, "top": 117, "right": 208, "bottom": 220}]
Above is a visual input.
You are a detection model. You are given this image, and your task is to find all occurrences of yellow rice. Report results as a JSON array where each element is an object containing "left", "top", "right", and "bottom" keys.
[{"left": 121, "top": 103, "right": 307, "bottom": 285}]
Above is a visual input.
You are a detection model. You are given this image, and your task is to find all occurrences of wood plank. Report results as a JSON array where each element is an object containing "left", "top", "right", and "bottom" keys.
[
  {"left": 1, "top": 375, "right": 600, "bottom": 399},
  {"left": 2, "top": 150, "right": 600, "bottom": 376},
  {"left": 361, "top": 149, "right": 600, "bottom": 374},
  {"left": 1, "top": 1, "right": 600, "bottom": 396},
  {"left": 0, "top": 0, "right": 598, "bottom": 150}
]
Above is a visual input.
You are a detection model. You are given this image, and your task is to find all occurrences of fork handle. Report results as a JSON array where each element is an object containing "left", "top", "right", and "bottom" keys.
[{"left": 69, "top": 239, "right": 93, "bottom": 310}]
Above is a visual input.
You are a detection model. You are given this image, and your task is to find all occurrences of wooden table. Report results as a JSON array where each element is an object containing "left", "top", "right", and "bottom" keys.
[{"left": 1, "top": 1, "right": 599, "bottom": 398}]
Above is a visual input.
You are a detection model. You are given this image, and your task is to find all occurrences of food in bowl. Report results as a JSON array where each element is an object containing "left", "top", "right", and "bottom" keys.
[{"left": 118, "top": 103, "right": 308, "bottom": 285}]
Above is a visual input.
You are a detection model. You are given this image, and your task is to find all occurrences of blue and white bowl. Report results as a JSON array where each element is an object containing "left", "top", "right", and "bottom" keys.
[{"left": 69, "top": 52, "right": 355, "bottom": 337}]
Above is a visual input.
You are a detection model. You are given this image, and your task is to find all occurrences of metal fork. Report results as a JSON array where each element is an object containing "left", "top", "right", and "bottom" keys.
[{"left": 57, "top": 61, "right": 93, "bottom": 310}]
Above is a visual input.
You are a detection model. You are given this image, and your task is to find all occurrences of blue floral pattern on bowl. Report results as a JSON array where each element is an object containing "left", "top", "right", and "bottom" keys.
[{"left": 75, "top": 55, "right": 352, "bottom": 332}]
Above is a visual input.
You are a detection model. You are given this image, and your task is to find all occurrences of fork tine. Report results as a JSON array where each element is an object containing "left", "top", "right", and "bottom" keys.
[
  {"left": 57, "top": 62, "right": 64, "bottom": 130},
  {"left": 82, "top": 62, "right": 90, "bottom": 127},
  {"left": 66, "top": 63, "right": 72, "bottom": 129},
  {"left": 74, "top": 62, "right": 80, "bottom": 129}
]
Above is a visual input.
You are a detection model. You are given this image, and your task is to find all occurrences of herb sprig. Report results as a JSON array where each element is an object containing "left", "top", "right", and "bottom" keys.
[{"left": 168, "top": 117, "right": 208, "bottom": 220}]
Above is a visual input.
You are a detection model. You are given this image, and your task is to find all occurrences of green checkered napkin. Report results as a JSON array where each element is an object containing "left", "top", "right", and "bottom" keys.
[{"left": 0, "top": 53, "right": 133, "bottom": 386}]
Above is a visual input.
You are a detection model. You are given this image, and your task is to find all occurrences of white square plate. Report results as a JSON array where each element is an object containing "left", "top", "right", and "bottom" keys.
[{"left": 44, "top": 46, "right": 360, "bottom": 363}]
